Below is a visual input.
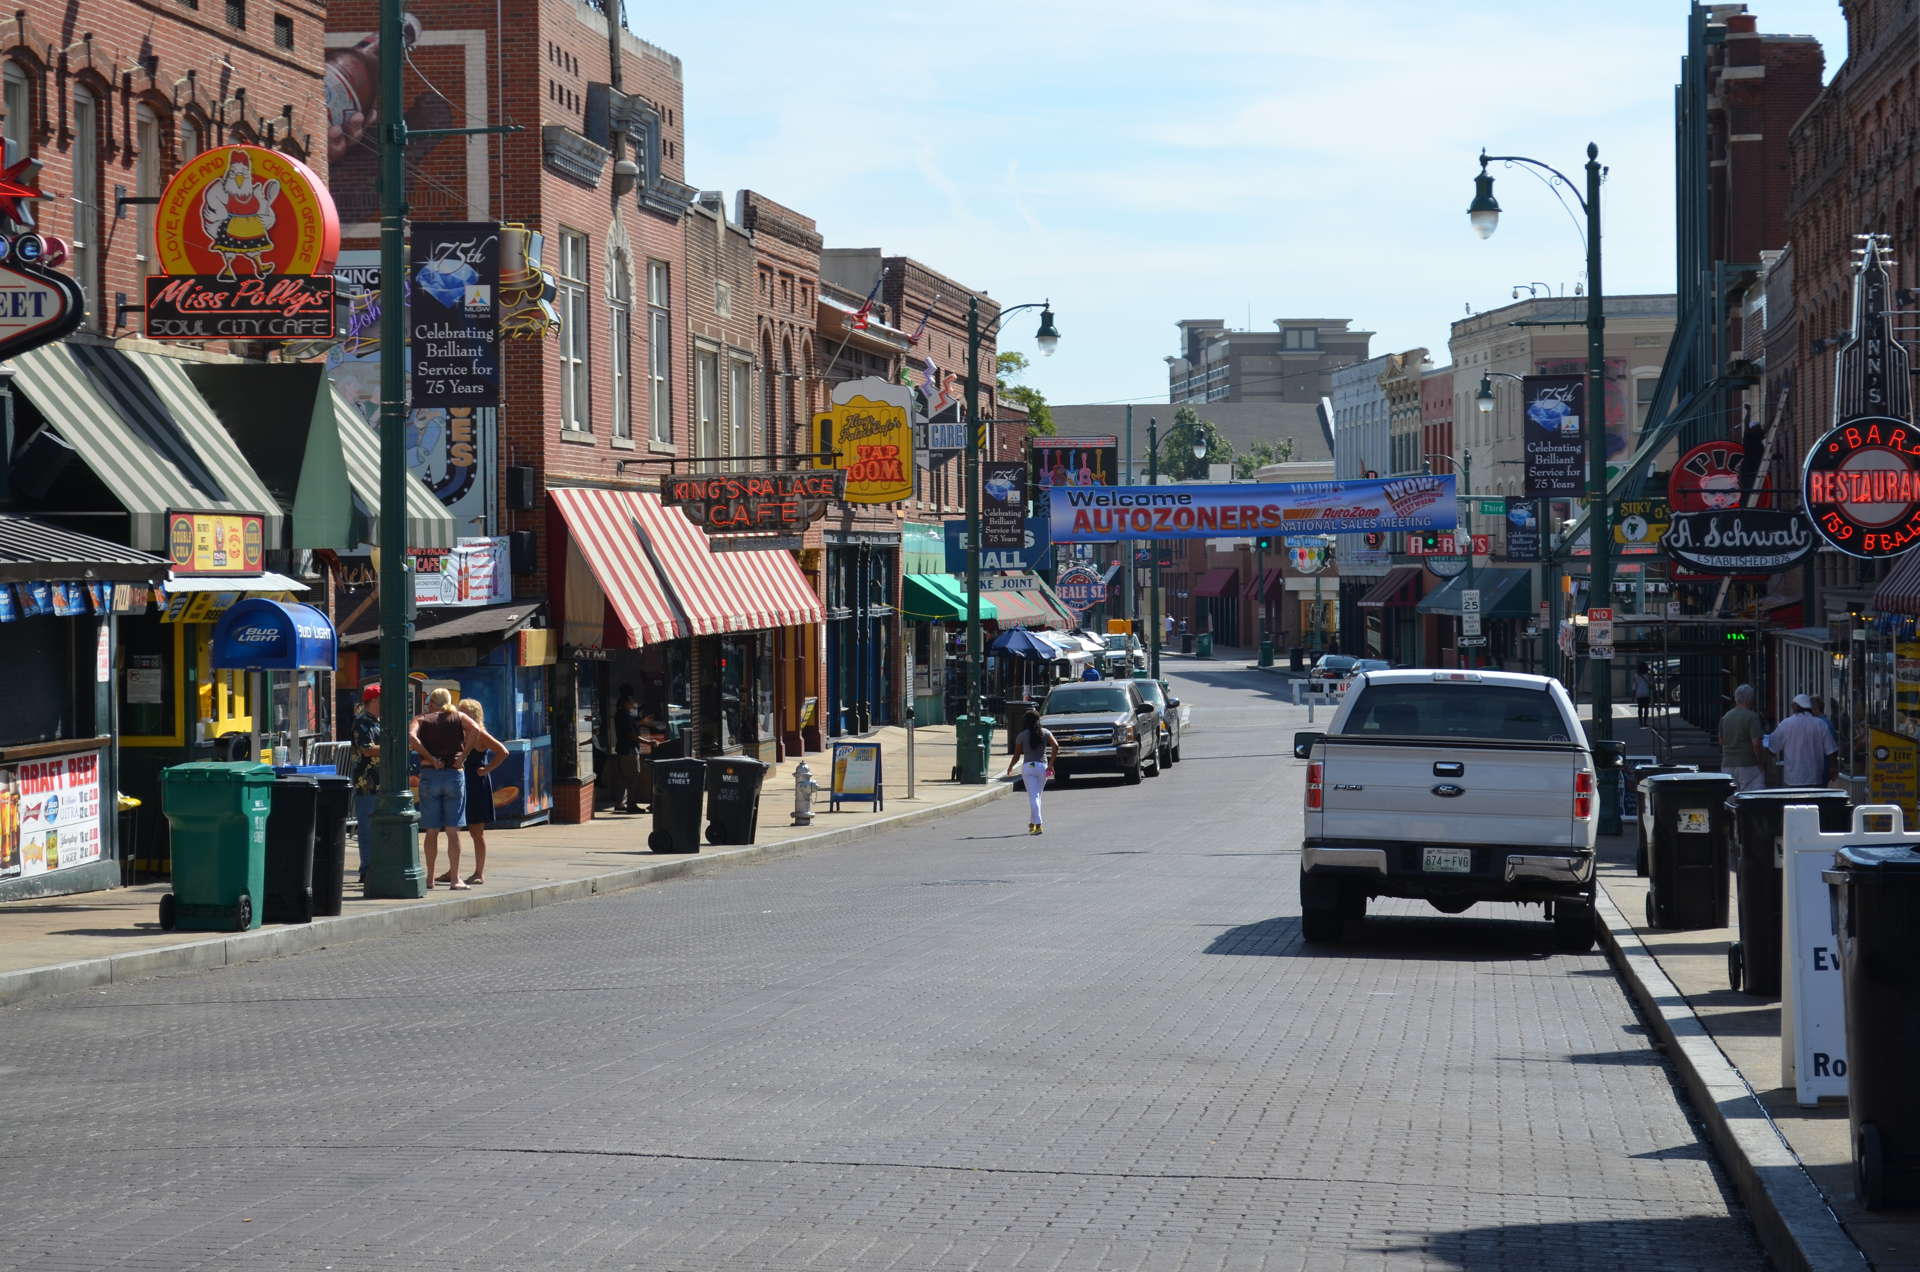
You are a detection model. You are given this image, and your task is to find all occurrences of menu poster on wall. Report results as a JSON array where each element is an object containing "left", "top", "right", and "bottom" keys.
[
  {"left": 410, "top": 536, "right": 511, "bottom": 608},
  {"left": 0, "top": 749, "right": 103, "bottom": 879}
]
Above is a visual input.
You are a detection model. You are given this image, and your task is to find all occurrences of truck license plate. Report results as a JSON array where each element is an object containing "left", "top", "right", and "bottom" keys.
[{"left": 1423, "top": 847, "right": 1472, "bottom": 873}]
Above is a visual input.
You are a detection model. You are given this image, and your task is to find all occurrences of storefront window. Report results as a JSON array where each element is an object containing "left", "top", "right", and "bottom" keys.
[
  {"left": 716, "top": 635, "right": 746, "bottom": 753},
  {"left": 756, "top": 634, "right": 774, "bottom": 744}
]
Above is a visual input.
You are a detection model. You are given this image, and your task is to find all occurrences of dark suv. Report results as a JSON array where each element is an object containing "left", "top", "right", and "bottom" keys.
[{"left": 1040, "top": 680, "right": 1161, "bottom": 784}]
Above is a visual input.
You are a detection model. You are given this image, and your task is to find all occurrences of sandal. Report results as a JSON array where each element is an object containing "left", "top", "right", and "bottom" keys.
[
  {"left": 435, "top": 872, "right": 454, "bottom": 884},
  {"left": 464, "top": 874, "right": 484, "bottom": 885},
  {"left": 449, "top": 882, "right": 470, "bottom": 891}
]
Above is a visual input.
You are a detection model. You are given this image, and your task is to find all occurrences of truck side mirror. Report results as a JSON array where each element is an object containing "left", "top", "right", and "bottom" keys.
[
  {"left": 1593, "top": 740, "right": 1627, "bottom": 770},
  {"left": 1294, "top": 731, "right": 1323, "bottom": 759}
]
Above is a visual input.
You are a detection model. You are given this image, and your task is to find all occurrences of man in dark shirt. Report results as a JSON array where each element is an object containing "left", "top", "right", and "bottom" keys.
[
  {"left": 612, "top": 684, "right": 649, "bottom": 813},
  {"left": 350, "top": 685, "right": 381, "bottom": 881}
]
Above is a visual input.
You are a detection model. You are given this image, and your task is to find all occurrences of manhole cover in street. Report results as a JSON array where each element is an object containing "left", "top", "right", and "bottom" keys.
[{"left": 922, "top": 879, "right": 1014, "bottom": 887}]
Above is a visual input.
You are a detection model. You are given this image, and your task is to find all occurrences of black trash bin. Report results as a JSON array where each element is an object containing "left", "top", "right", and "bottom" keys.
[
  {"left": 1290, "top": 646, "right": 1305, "bottom": 672},
  {"left": 262, "top": 774, "right": 319, "bottom": 924},
  {"left": 1724, "top": 788, "right": 1852, "bottom": 994},
  {"left": 705, "top": 757, "right": 769, "bottom": 845},
  {"left": 1825, "top": 845, "right": 1920, "bottom": 1209},
  {"left": 649, "top": 757, "right": 707, "bottom": 854},
  {"left": 1642, "top": 772, "right": 1736, "bottom": 930},
  {"left": 310, "top": 774, "right": 352, "bottom": 918},
  {"left": 1632, "top": 763, "right": 1698, "bottom": 876}
]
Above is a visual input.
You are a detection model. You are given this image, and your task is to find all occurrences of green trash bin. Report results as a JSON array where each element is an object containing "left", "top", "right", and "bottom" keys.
[
  {"left": 158, "top": 762, "right": 275, "bottom": 932},
  {"left": 1196, "top": 633, "right": 1214, "bottom": 659}
]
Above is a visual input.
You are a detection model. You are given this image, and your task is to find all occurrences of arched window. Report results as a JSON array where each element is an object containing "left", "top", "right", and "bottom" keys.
[
  {"left": 71, "top": 83, "right": 99, "bottom": 329},
  {"left": 607, "top": 246, "right": 632, "bottom": 440},
  {"left": 2, "top": 62, "right": 30, "bottom": 160},
  {"left": 135, "top": 104, "right": 161, "bottom": 269}
]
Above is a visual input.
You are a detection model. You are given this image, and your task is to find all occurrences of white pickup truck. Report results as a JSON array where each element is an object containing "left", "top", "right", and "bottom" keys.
[{"left": 1292, "top": 669, "right": 1625, "bottom": 951}]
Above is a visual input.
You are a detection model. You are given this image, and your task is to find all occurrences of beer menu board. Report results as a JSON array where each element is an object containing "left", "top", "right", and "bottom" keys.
[{"left": 0, "top": 749, "right": 104, "bottom": 880}]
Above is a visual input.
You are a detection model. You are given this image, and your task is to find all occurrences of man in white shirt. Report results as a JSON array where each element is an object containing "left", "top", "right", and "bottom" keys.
[{"left": 1771, "top": 693, "right": 1838, "bottom": 788}]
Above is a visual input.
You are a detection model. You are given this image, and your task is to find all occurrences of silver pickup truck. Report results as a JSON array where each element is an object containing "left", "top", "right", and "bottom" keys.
[{"left": 1292, "top": 669, "right": 1624, "bottom": 951}]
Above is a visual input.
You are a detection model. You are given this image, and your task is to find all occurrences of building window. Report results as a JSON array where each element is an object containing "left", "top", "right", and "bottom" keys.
[
  {"left": 273, "top": 14, "right": 293, "bottom": 49},
  {"left": 2, "top": 63, "right": 28, "bottom": 161},
  {"left": 647, "top": 260, "right": 670, "bottom": 444},
  {"left": 181, "top": 115, "right": 202, "bottom": 160},
  {"left": 71, "top": 86, "right": 97, "bottom": 329},
  {"left": 695, "top": 349, "right": 719, "bottom": 470},
  {"left": 556, "top": 229, "right": 589, "bottom": 432},
  {"left": 226, "top": 0, "right": 245, "bottom": 29},
  {"left": 135, "top": 107, "right": 159, "bottom": 267},
  {"left": 608, "top": 248, "right": 632, "bottom": 441},
  {"left": 728, "top": 358, "right": 750, "bottom": 470}
]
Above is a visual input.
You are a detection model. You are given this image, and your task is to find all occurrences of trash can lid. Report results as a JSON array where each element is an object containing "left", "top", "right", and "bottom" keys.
[
  {"left": 1837, "top": 844, "right": 1920, "bottom": 873},
  {"left": 1642, "top": 771, "right": 1736, "bottom": 786},
  {"left": 1726, "top": 788, "right": 1854, "bottom": 806},
  {"left": 162, "top": 760, "right": 276, "bottom": 782}
]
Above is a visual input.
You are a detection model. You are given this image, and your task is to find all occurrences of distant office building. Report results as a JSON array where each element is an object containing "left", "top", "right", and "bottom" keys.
[{"left": 1167, "top": 319, "right": 1373, "bottom": 405}]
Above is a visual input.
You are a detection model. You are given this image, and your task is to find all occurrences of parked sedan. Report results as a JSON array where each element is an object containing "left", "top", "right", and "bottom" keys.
[
  {"left": 1309, "top": 654, "right": 1358, "bottom": 683},
  {"left": 1130, "top": 676, "right": 1183, "bottom": 766}
]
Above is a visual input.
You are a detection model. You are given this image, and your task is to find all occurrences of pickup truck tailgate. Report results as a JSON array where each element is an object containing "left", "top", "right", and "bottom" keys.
[{"left": 1318, "top": 743, "right": 1581, "bottom": 848}]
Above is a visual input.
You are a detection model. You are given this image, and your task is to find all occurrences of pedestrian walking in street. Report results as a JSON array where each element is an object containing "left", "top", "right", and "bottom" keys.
[
  {"left": 1772, "top": 693, "right": 1839, "bottom": 788},
  {"left": 350, "top": 684, "right": 380, "bottom": 882},
  {"left": 409, "top": 688, "right": 485, "bottom": 889},
  {"left": 1164, "top": 612, "right": 1174, "bottom": 643},
  {"left": 1718, "top": 684, "right": 1768, "bottom": 791},
  {"left": 1004, "top": 709, "right": 1059, "bottom": 835},
  {"left": 434, "top": 698, "right": 509, "bottom": 887},
  {"left": 1632, "top": 663, "right": 1652, "bottom": 726}
]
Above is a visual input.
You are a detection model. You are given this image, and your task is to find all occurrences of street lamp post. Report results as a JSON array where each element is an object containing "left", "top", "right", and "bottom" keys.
[
  {"left": 1470, "top": 143, "right": 1618, "bottom": 832},
  {"left": 958, "top": 296, "right": 1059, "bottom": 785}
]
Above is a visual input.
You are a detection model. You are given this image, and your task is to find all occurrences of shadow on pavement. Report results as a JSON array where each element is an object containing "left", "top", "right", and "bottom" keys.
[
  {"left": 1394, "top": 1215, "right": 1760, "bottom": 1268},
  {"left": 1205, "top": 910, "right": 1563, "bottom": 960}
]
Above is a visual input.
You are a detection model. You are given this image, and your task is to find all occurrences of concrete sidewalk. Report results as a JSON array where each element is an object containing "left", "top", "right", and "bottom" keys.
[
  {"left": 1591, "top": 713, "right": 1914, "bottom": 1272},
  {"left": 0, "top": 723, "right": 1013, "bottom": 1007}
]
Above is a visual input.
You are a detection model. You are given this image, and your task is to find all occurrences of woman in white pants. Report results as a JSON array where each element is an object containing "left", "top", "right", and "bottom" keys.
[{"left": 1004, "top": 709, "right": 1060, "bottom": 835}]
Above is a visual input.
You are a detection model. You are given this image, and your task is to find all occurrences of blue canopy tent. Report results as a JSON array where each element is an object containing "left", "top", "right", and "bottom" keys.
[
  {"left": 990, "top": 628, "right": 1062, "bottom": 661},
  {"left": 210, "top": 599, "right": 338, "bottom": 765}
]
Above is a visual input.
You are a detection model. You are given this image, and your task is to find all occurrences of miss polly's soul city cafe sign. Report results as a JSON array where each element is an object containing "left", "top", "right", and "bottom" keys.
[{"left": 145, "top": 145, "right": 340, "bottom": 340}]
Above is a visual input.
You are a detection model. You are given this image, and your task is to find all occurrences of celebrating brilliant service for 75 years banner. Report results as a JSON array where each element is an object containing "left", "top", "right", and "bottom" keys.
[{"left": 1048, "top": 475, "right": 1457, "bottom": 542}]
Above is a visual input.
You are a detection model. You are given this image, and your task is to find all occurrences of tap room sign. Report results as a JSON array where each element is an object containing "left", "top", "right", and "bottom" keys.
[
  {"left": 813, "top": 377, "right": 915, "bottom": 504},
  {"left": 661, "top": 470, "right": 846, "bottom": 534},
  {"left": 409, "top": 223, "right": 500, "bottom": 407},
  {"left": 144, "top": 145, "right": 341, "bottom": 341}
]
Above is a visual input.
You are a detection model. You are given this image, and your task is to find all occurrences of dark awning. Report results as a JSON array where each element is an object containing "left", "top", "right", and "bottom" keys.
[
  {"left": 1875, "top": 548, "right": 1920, "bottom": 616},
  {"left": 1417, "top": 567, "right": 1533, "bottom": 618},
  {"left": 342, "top": 600, "right": 543, "bottom": 647},
  {"left": 0, "top": 515, "right": 169, "bottom": 584},
  {"left": 1357, "top": 567, "right": 1422, "bottom": 609},
  {"left": 1244, "top": 567, "right": 1285, "bottom": 601},
  {"left": 1192, "top": 567, "right": 1239, "bottom": 598}
]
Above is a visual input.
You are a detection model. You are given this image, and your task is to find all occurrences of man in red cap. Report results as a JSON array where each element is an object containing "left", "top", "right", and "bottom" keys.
[{"left": 351, "top": 683, "right": 381, "bottom": 881}]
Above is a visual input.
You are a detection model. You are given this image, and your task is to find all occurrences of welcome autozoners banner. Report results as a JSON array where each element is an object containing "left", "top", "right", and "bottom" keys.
[{"left": 1049, "top": 476, "right": 1457, "bottom": 542}]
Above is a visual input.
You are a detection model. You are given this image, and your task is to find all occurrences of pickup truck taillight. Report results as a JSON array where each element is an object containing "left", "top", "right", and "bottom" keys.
[
  {"left": 1307, "top": 760, "right": 1324, "bottom": 810},
  {"left": 1574, "top": 771, "right": 1594, "bottom": 820}
]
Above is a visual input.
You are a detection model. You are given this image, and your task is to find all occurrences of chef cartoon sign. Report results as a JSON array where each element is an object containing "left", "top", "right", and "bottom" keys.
[{"left": 152, "top": 144, "right": 339, "bottom": 280}]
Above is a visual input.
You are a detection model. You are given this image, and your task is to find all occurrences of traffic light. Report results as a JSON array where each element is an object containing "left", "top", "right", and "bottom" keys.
[
  {"left": 1254, "top": 536, "right": 1272, "bottom": 552},
  {"left": 1419, "top": 530, "right": 1445, "bottom": 553}
]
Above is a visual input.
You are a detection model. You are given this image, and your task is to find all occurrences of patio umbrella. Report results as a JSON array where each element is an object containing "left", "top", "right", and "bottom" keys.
[{"left": 990, "top": 628, "right": 1061, "bottom": 661}]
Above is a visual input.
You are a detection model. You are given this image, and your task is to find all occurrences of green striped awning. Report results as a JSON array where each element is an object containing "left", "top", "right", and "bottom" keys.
[
  {"left": 902, "top": 572, "right": 996, "bottom": 622},
  {"left": 10, "top": 343, "right": 284, "bottom": 553},
  {"left": 330, "top": 387, "right": 456, "bottom": 549}
]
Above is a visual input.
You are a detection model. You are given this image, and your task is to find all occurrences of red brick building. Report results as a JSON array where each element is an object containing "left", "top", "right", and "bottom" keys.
[{"left": 1421, "top": 365, "right": 1453, "bottom": 478}]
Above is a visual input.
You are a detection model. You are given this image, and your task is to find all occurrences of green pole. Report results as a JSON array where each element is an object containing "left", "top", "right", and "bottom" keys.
[
  {"left": 960, "top": 297, "right": 985, "bottom": 784},
  {"left": 367, "top": 0, "right": 425, "bottom": 897},
  {"left": 1463, "top": 448, "right": 1473, "bottom": 670},
  {"left": 1144, "top": 418, "right": 1159, "bottom": 684},
  {"left": 1149, "top": 417, "right": 1161, "bottom": 680},
  {"left": 1584, "top": 142, "right": 1619, "bottom": 834}
]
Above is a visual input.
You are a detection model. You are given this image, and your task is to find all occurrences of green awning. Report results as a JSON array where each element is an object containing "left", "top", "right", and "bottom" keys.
[
  {"left": 902, "top": 572, "right": 996, "bottom": 622},
  {"left": 1416, "top": 567, "right": 1533, "bottom": 618},
  {"left": 10, "top": 343, "right": 285, "bottom": 553},
  {"left": 183, "top": 363, "right": 456, "bottom": 550}
]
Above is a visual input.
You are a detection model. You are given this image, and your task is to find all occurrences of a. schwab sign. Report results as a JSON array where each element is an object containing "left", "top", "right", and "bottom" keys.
[{"left": 1048, "top": 476, "right": 1457, "bottom": 543}]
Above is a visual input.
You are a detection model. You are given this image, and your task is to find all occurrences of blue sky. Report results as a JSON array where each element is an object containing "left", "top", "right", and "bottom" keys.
[{"left": 632, "top": 2, "right": 1848, "bottom": 407}]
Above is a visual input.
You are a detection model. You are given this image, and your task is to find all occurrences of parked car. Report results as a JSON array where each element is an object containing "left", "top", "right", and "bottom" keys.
[
  {"left": 1130, "top": 676, "right": 1182, "bottom": 766},
  {"left": 1292, "top": 668, "right": 1626, "bottom": 951},
  {"left": 1309, "top": 654, "right": 1358, "bottom": 683},
  {"left": 1040, "top": 680, "right": 1162, "bottom": 784}
]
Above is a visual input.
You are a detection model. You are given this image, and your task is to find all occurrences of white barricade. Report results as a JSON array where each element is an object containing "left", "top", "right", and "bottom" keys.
[{"left": 1780, "top": 801, "right": 1913, "bottom": 1106}]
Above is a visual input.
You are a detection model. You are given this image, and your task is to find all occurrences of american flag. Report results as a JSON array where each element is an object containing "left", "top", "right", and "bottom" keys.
[{"left": 850, "top": 269, "right": 886, "bottom": 330}]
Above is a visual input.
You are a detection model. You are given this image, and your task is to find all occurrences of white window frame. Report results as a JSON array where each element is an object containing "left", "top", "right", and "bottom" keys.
[
  {"left": 2, "top": 63, "right": 29, "bottom": 163},
  {"left": 695, "top": 347, "right": 720, "bottom": 471},
  {"left": 727, "top": 357, "right": 750, "bottom": 471},
  {"left": 556, "top": 229, "right": 589, "bottom": 433},
  {"left": 180, "top": 114, "right": 202, "bottom": 160},
  {"left": 71, "top": 86, "right": 97, "bottom": 329},
  {"left": 135, "top": 106, "right": 159, "bottom": 269},
  {"left": 608, "top": 248, "right": 632, "bottom": 441},
  {"left": 647, "top": 260, "right": 671, "bottom": 446}
]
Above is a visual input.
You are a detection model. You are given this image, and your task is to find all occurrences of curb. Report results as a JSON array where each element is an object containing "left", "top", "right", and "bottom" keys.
[
  {"left": 1594, "top": 885, "right": 1866, "bottom": 1272},
  {"left": 0, "top": 780, "right": 1015, "bottom": 1010}
]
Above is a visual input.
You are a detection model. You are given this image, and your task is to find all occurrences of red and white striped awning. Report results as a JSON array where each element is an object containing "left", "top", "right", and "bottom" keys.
[
  {"left": 628, "top": 492, "right": 824, "bottom": 634},
  {"left": 547, "top": 487, "right": 685, "bottom": 648}
]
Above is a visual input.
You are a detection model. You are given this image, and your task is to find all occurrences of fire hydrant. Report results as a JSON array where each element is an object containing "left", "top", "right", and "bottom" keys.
[{"left": 792, "top": 760, "right": 820, "bottom": 826}]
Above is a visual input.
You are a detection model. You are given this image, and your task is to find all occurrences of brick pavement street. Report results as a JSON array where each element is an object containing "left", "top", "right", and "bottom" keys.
[{"left": 0, "top": 664, "right": 1765, "bottom": 1271}]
